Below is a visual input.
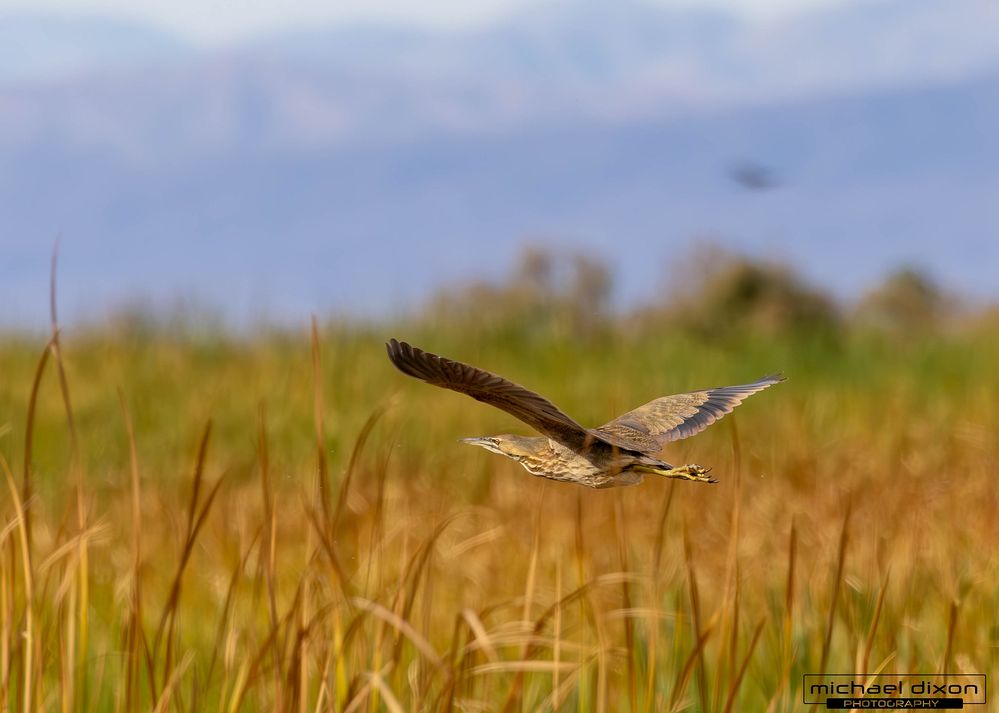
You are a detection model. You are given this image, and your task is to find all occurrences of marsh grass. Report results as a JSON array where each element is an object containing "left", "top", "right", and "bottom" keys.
[{"left": 0, "top": 320, "right": 997, "bottom": 711}]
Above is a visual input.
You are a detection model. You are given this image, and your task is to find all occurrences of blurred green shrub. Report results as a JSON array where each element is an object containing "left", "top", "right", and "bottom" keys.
[
  {"left": 853, "top": 267, "right": 950, "bottom": 333},
  {"left": 423, "top": 243, "right": 613, "bottom": 338},
  {"left": 645, "top": 244, "right": 839, "bottom": 338}
]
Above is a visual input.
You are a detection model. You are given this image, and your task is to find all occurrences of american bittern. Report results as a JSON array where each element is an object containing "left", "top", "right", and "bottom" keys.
[{"left": 387, "top": 339, "right": 783, "bottom": 488}]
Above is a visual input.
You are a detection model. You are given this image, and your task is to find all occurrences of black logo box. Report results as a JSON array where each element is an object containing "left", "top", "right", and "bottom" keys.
[{"left": 802, "top": 674, "right": 987, "bottom": 706}]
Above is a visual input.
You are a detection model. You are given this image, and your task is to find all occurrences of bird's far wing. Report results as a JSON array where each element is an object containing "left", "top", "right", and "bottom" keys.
[
  {"left": 386, "top": 339, "right": 597, "bottom": 451},
  {"left": 594, "top": 374, "right": 785, "bottom": 451}
]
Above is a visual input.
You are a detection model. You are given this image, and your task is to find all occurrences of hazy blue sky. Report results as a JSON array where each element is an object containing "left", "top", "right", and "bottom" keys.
[
  {"left": 0, "top": 0, "right": 853, "bottom": 43},
  {"left": 3, "top": 0, "right": 996, "bottom": 326}
]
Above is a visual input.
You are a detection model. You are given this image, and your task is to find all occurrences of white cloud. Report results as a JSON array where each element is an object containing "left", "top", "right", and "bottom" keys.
[
  {"left": 0, "top": 0, "right": 855, "bottom": 44},
  {"left": 0, "top": 0, "right": 526, "bottom": 43}
]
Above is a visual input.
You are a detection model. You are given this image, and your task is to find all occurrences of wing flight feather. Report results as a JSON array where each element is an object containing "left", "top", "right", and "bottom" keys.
[{"left": 595, "top": 374, "right": 785, "bottom": 452}]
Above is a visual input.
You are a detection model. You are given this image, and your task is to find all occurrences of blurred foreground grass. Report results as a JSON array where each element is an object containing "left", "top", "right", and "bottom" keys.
[{"left": 1, "top": 310, "right": 998, "bottom": 711}]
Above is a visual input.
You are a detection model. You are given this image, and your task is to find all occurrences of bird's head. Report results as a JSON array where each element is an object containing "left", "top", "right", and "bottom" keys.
[{"left": 460, "top": 435, "right": 541, "bottom": 460}]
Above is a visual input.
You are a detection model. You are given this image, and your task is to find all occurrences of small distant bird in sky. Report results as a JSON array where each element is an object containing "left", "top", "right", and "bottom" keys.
[
  {"left": 730, "top": 160, "right": 780, "bottom": 191},
  {"left": 387, "top": 339, "right": 784, "bottom": 488}
]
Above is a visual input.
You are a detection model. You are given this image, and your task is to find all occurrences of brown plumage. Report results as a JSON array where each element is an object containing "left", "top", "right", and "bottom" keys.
[{"left": 386, "top": 338, "right": 784, "bottom": 488}]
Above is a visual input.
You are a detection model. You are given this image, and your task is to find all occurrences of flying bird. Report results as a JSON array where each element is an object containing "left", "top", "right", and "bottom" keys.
[
  {"left": 730, "top": 160, "right": 780, "bottom": 191},
  {"left": 386, "top": 339, "right": 784, "bottom": 489}
]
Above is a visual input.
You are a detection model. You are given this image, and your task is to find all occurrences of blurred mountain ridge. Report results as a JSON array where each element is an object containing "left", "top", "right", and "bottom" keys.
[{"left": 3, "top": 0, "right": 999, "bottom": 154}]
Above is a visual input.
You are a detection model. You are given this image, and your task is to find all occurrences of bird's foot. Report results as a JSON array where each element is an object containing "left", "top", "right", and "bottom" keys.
[{"left": 665, "top": 464, "right": 718, "bottom": 484}]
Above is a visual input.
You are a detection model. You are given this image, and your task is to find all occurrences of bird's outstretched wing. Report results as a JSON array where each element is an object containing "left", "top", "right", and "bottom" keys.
[
  {"left": 594, "top": 374, "right": 785, "bottom": 452},
  {"left": 387, "top": 339, "right": 600, "bottom": 451}
]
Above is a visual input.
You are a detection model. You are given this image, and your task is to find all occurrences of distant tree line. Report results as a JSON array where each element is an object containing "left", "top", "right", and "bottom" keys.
[{"left": 423, "top": 242, "right": 986, "bottom": 339}]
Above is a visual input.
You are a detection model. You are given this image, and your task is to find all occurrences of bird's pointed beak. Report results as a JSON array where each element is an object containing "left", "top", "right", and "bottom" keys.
[{"left": 459, "top": 437, "right": 491, "bottom": 448}]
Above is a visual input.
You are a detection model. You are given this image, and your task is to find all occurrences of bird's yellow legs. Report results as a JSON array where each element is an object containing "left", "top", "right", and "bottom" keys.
[{"left": 636, "top": 463, "right": 718, "bottom": 484}]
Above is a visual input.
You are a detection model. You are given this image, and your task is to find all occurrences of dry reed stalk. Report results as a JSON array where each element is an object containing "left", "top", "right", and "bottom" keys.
[
  {"left": 713, "top": 468, "right": 743, "bottom": 713},
  {"left": 117, "top": 390, "right": 147, "bottom": 712},
  {"left": 522, "top": 484, "right": 545, "bottom": 626},
  {"left": 151, "top": 651, "right": 194, "bottom": 713},
  {"left": 204, "top": 532, "right": 261, "bottom": 701},
  {"left": 366, "top": 673, "right": 405, "bottom": 713},
  {"left": 304, "top": 504, "right": 350, "bottom": 597},
  {"left": 310, "top": 317, "right": 333, "bottom": 530},
  {"left": 363, "top": 436, "right": 393, "bottom": 600},
  {"left": 296, "top": 565, "right": 310, "bottom": 713},
  {"left": 721, "top": 618, "right": 765, "bottom": 713},
  {"left": 860, "top": 570, "right": 890, "bottom": 676},
  {"left": 776, "top": 518, "right": 797, "bottom": 711},
  {"left": 668, "top": 625, "right": 713, "bottom": 713},
  {"left": 645, "top": 481, "right": 675, "bottom": 713},
  {"left": 391, "top": 515, "right": 455, "bottom": 666},
  {"left": 256, "top": 402, "right": 286, "bottom": 710},
  {"left": 350, "top": 598, "right": 444, "bottom": 670},
  {"left": 820, "top": 502, "right": 852, "bottom": 674},
  {"left": 502, "top": 573, "right": 638, "bottom": 713},
  {"left": 306, "top": 319, "right": 349, "bottom": 711},
  {"left": 445, "top": 603, "right": 513, "bottom": 708},
  {"left": 151, "top": 422, "right": 224, "bottom": 703},
  {"left": 572, "top": 490, "right": 603, "bottom": 713},
  {"left": 1, "top": 534, "right": 9, "bottom": 710},
  {"left": 540, "top": 651, "right": 599, "bottom": 712},
  {"left": 941, "top": 600, "right": 958, "bottom": 675},
  {"left": 439, "top": 613, "right": 465, "bottom": 713},
  {"left": 332, "top": 405, "right": 386, "bottom": 541},
  {"left": 49, "top": 247, "right": 89, "bottom": 711},
  {"left": 1, "top": 456, "right": 34, "bottom": 713},
  {"left": 239, "top": 584, "right": 305, "bottom": 712},
  {"left": 683, "top": 524, "right": 708, "bottom": 712},
  {"left": 553, "top": 559, "right": 563, "bottom": 712},
  {"left": 613, "top": 490, "right": 638, "bottom": 713},
  {"left": 21, "top": 336, "right": 53, "bottom": 562},
  {"left": 503, "top": 489, "right": 544, "bottom": 713}
]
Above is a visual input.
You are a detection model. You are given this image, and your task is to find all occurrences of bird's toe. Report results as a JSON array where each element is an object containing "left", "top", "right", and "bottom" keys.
[{"left": 685, "top": 464, "right": 717, "bottom": 483}]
